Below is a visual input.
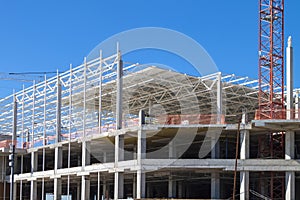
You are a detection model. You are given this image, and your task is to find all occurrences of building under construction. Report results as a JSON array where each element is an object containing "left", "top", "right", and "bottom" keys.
[
  {"left": 0, "top": 1, "right": 299, "bottom": 200},
  {"left": 0, "top": 44, "right": 299, "bottom": 200}
]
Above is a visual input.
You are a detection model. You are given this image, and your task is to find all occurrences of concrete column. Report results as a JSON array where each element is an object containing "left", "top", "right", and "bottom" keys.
[
  {"left": 54, "top": 75, "right": 63, "bottom": 200},
  {"left": 114, "top": 49, "right": 124, "bottom": 199},
  {"left": 114, "top": 172, "right": 124, "bottom": 200},
  {"left": 239, "top": 138, "right": 250, "bottom": 200},
  {"left": 217, "top": 72, "right": 223, "bottom": 124},
  {"left": 285, "top": 131, "right": 295, "bottom": 160},
  {"left": 30, "top": 152, "right": 38, "bottom": 200},
  {"left": 240, "top": 130, "right": 250, "bottom": 160},
  {"left": 19, "top": 181, "right": 23, "bottom": 200},
  {"left": 103, "top": 151, "right": 107, "bottom": 163},
  {"left": 77, "top": 182, "right": 81, "bottom": 200},
  {"left": 54, "top": 178, "right": 62, "bottom": 200},
  {"left": 177, "top": 181, "right": 183, "bottom": 198},
  {"left": 286, "top": 36, "right": 294, "bottom": 120},
  {"left": 285, "top": 130, "right": 295, "bottom": 200},
  {"left": 211, "top": 133, "right": 220, "bottom": 199},
  {"left": 79, "top": 140, "right": 91, "bottom": 200},
  {"left": 97, "top": 172, "right": 101, "bottom": 200},
  {"left": 13, "top": 181, "right": 17, "bottom": 200},
  {"left": 240, "top": 171, "right": 249, "bottom": 200},
  {"left": 3, "top": 181, "right": 6, "bottom": 200},
  {"left": 54, "top": 145, "right": 62, "bottom": 199},
  {"left": 239, "top": 112, "right": 249, "bottom": 200},
  {"left": 169, "top": 140, "right": 176, "bottom": 159},
  {"left": 285, "top": 171, "right": 295, "bottom": 200},
  {"left": 30, "top": 181, "right": 37, "bottom": 200},
  {"left": 146, "top": 183, "right": 151, "bottom": 198},
  {"left": 81, "top": 175, "right": 90, "bottom": 200},
  {"left": 133, "top": 175, "right": 136, "bottom": 199},
  {"left": 136, "top": 170, "right": 145, "bottom": 199},
  {"left": 31, "top": 152, "right": 38, "bottom": 173},
  {"left": 103, "top": 179, "right": 107, "bottom": 200},
  {"left": 211, "top": 173, "right": 220, "bottom": 199},
  {"left": 137, "top": 110, "right": 146, "bottom": 199},
  {"left": 295, "top": 92, "right": 299, "bottom": 119},
  {"left": 168, "top": 176, "right": 176, "bottom": 198},
  {"left": 82, "top": 141, "right": 91, "bottom": 167},
  {"left": 114, "top": 134, "right": 124, "bottom": 200}
]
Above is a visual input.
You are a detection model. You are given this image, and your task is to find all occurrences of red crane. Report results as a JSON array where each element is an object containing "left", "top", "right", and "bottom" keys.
[
  {"left": 258, "top": 0, "right": 284, "bottom": 120},
  {"left": 257, "top": 1, "right": 285, "bottom": 199}
]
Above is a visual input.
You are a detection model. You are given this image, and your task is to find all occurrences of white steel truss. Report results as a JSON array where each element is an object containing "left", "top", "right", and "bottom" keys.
[{"left": 0, "top": 51, "right": 297, "bottom": 149}]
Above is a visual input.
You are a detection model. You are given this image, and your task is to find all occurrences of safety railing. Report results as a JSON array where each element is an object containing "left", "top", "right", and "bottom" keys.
[{"left": 255, "top": 109, "right": 300, "bottom": 120}]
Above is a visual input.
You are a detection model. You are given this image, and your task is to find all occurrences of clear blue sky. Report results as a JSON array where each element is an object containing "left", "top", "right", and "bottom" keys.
[{"left": 0, "top": 1, "right": 299, "bottom": 97}]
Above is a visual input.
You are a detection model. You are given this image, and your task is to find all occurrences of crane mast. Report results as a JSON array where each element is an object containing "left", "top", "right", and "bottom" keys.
[
  {"left": 258, "top": 0, "right": 284, "bottom": 119},
  {"left": 257, "top": 1, "right": 285, "bottom": 200}
]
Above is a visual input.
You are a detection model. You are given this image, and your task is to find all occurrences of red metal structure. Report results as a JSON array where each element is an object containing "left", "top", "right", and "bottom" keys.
[
  {"left": 257, "top": 0, "right": 285, "bottom": 199},
  {"left": 258, "top": 0, "right": 285, "bottom": 120}
]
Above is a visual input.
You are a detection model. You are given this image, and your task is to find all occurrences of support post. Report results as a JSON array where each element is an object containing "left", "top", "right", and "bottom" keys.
[
  {"left": 103, "top": 179, "right": 107, "bottom": 200},
  {"left": 137, "top": 110, "right": 146, "bottom": 199},
  {"left": 211, "top": 132, "right": 220, "bottom": 199},
  {"left": 240, "top": 171, "right": 249, "bottom": 200},
  {"left": 295, "top": 91, "right": 299, "bottom": 119},
  {"left": 30, "top": 152, "right": 38, "bottom": 200},
  {"left": 177, "top": 181, "right": 183, "bottom": 198},
  {"left": 286, "top": 36, "right": 294, "bottom": 120},
  {"left": 81, "top": 175, "right": 90, "bottom": 200},
  {"left": 54, "top": 74, "right": 62, "bottom": 200},
  {"left": 97, "top": 172, "right": 101, "bottom": 200},
  {"left": 285, "top": 171, "right": 295, "bottom": 200},
  {"left": 217, "top": 72, "right": 223, "bottom": 124},
  {"left": 67, "top": 64, "right": 72, "bottom": 200},
  {"left": 19, "top": 155, "right": 23, "bottom": 200},
  {"left": 211, "top": 173, "right": 220, "bottom": 199},
  {"left": 285, "top": 130, "right": 295, "bottom": 200},
  {"left": 31, "top": 81, "right": 36, "bottom": 148},
  {"left": 168, "top": 175, "right": 176, "bottom": 198},
  {"left": 30, "top": 181, "right": 37, "bottom": 200},
  {"left": 133, "top": 174, "right": 136, "bottom": 199},
  {"left": 240, "top": 130, "right": 250, "bottom": 160},
  {"left": 10, "top": 93, "right": 17, "bottom": 200},
  {"left": 169, "top": 140, "right": 176, "bottom": 159},
  {"left": 285, "top": 131, "right": 295, "bottom": 160},
  {"left": 114, "top": 46, "right": 124, "bottom": 200},
  {"left": 239, "top": 111, "right": 249, "bottom": 200},
  {"left": 54, "top": 178, "right": 62, "bottom": 200},
  {"left": 99, "top": 50, "right": 103, "bottom": 132},
  {"left": 77, "top": 182, "right": 81, "bottom": 200}
]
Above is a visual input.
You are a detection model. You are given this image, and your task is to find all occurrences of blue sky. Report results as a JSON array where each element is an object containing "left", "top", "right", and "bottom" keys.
[{"left": 0, "top": 1, "right": 299, "bottom": 97}]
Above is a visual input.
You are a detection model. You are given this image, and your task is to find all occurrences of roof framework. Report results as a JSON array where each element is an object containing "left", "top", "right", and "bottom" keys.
[{"left": 0, "top": 52, "right": 293, "bottom": 148}]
